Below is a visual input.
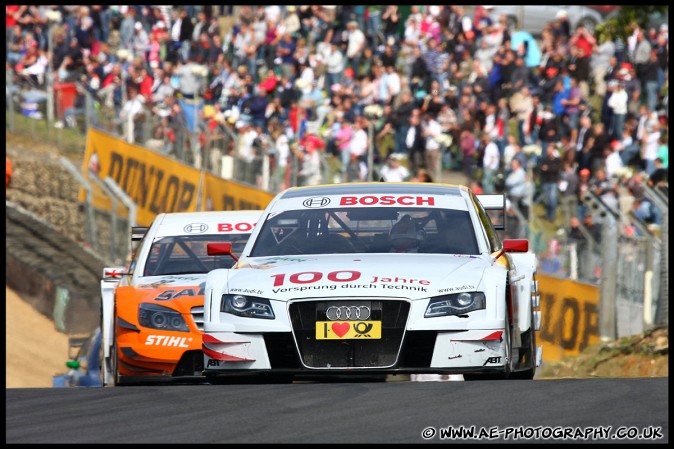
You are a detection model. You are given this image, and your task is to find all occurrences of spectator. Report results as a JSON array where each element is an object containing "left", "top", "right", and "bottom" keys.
[
  {"left": 604, "top": 140, "right": 624, "bottom": 180},
  {"left": 641, "top": 121, "right": 661, "bottom": 176},
  {"left": 539, "top": 142, "right": 562, "bottom": 222},
  {"left": 648, "top": 158, "right": 667, "bottom": 187},
  {"left": 459, "top": 128, "right": 477, "bottom": 180},
  {"left": 276, "top": 32, "right": 296, "bottom": 80},
  {"left": 118, "top": 86, "right": 146, "bottom": 141},
  {"left": 592, "top": 34, "right": 616, "bottom": 97},
  {"left": 345, "top": 151, "right": 367, "bottom": 182},
  {"left": 561, "top": 77, "right": 582, "bottom": 145},
  {"left": 422, "top": 113, "right": 443, "bottom": 183},
  {"left": 656, "top": 134, "right": 668, "bottom": 169},
  {"left": 640, "top": 50, "right": 660, "bottom": 112},
  {"left": 409, "top": 168, "right": 433, "bottom": 183},
  {"left": 335, "top": 118, "right": 353, "bottom": 175},
  {"left": 405, "top": 112, "right": 425, "bottom": 174},
  {"left": 511, "top": 85, "right": 534, "bottom": 146},
  {"left": 558, "top": 162, "right": 580, "bottom": 230},
  {"left": 297, "top": 138, "right": 323, "bottom": 186},
  {"left": 505, "top": 158, "right": 528, "bottom": 218},
  {"left": 346, "top": 21, "right": 366, "bottom": 73},
  {"left": 379, "top": 153, "right": 410, "bottom": 182},
  {"left": 480, "top": 131, "right": 500, "bottom": 194},
  {"left": 607, "top": 80, "right": 628, "bottom": 140}
]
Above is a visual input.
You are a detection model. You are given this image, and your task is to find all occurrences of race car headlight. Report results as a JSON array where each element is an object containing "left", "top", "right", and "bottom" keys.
[
  {"left": 221, "top": 294, "right": 275, "bottom": 319},
  {"left": 425, "top": 292, "right": 486, "bottom": 317},
  {"left": 138, "top": 303, "right": 189, "bottom": 331}
]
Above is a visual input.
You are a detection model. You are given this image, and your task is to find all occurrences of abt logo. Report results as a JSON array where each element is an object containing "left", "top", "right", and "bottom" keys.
[
  {"left": 145, "top": 335, "right": 191, "bottom": 347},
  {"left": 483, "top": 356, "right": 502, "bottom": 365}
]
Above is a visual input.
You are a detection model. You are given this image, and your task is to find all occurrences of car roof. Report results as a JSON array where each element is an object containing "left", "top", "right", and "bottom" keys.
[
  {"left": 270, "top": 182, "right": 473, "bottom": 212},
  {"left": 278, "top": 182, "right": 470, "bottom": 199},
  {"left": 153, "top": 210, "right": 261, "bottom": 238}
]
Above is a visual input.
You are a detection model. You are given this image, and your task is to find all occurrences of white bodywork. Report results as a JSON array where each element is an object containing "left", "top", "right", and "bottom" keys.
[{"left": 202, "top": 184, "right": 541, "bottom": 378}]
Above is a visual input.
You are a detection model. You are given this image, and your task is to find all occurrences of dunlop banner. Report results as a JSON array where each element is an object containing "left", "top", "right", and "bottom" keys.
[
  {"left": 537, "top": 273, "right": 600, "bottom": 362},
  {"left": 202, "top": 172, "right": 275, "bottom": 212},
  {"left": 82, "top": 129, "right": 275, "bottom": 226},
  {"left": 82, "top": 129, "right": 201, "bottom": 225}
]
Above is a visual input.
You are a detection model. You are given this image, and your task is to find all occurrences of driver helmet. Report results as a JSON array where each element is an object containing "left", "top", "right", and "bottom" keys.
[{"left": 389, "top": 215, "right": 423, "bottom": 252}]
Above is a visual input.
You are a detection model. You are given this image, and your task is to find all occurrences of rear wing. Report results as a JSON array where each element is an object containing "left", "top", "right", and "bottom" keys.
[
  {"left": 477, "top": 194, "right": 506, "bottom": 231},
  {"left": 131, "top": 226, "right": 149, "bottom": 258},
  {"left": 131, "top": 226, "right": 149, "bottom": 241}
]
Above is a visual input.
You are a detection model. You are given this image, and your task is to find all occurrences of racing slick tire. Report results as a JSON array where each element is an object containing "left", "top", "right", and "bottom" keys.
[
  {"left": 110, "top": 310, "right": 123, "bottom": 386},
  {"left": 509, "top": 309, "right": 537, "bottom": 380}
]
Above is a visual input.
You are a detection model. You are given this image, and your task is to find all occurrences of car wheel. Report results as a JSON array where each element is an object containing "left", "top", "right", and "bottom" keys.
[
  {"left": 510, "top": 312, "right": 537, "bottom": 380},
  {"left": 110, "top": 313, "right": 121, "bottom": 386},
  {"left": 99, "top": 333, "right": 108, "bottom": 386}
]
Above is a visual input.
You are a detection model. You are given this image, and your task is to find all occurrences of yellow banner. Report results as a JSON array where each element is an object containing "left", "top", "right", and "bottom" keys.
[
  {"left": 82, "top": 129, "right": 201, "bottom": 225},
  {"left": 81, "top": 129, "right": 275, "bottom": 226},
  {"left": 537, "top": 273, "right": 600, "bottom": 361},
  {"left": 202, "top": 172, "right": 275, "bottom": 211}
]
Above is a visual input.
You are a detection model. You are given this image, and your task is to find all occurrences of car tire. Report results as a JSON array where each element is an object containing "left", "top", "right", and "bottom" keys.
[
  {"left": 509, "top": 313, "right": 537, "bottom": 380},
  {"left": 111, "top": 312, "right": 121, "bottom": 386},
  {"left": 99, "top": 333, "right": 108, "bottom": 386}
]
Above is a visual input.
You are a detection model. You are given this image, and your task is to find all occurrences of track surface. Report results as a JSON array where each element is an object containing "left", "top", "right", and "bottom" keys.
[{"left": 6, "top": 378, "right": 668, "bottom": 443}]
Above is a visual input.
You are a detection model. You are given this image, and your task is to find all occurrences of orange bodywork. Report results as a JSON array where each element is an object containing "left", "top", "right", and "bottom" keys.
[{"left": 114, "top": 284, "right": 206, "bottom": 378}]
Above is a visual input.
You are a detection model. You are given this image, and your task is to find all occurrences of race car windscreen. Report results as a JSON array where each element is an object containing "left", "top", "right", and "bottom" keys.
[
  {"left": 249, "top": 208, "right": 479, "bottom": 256},
  {"left": 143, "top": 234, "right": 250, "bottom": 276}
]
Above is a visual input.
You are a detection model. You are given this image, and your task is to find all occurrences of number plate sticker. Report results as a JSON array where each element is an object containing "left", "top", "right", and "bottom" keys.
[{"left": 315, "top": 321, "right": 382, "bottom": 340}]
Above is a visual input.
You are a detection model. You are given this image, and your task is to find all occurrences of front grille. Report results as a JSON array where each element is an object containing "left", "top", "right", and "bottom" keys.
[
  {"left": 289, "top": 299, "right": 410, "bottom": 368},
  {"left": 191, "top": 306, "right": 204, "bottom": 331}
]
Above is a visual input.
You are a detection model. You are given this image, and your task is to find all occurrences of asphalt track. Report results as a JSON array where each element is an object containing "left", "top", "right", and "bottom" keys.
[{"left": 6, "top": 378, "right": 668, "bottom": 443}]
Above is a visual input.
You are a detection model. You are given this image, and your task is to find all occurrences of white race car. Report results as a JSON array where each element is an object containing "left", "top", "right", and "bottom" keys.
[
  {"left": 202, "top": 183, "right": 541, "bottom": 381},
  {"left": 100, "top": 210, "right": 261, "bottom": 385}
]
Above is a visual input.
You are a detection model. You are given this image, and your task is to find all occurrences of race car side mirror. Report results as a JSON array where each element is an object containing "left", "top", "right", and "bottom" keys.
[
  {"left": 207, "top": 242, "right": 238, "bottom": 262},
  {"left": 503, "top": 239, "right": 529, "bottom": 253}
]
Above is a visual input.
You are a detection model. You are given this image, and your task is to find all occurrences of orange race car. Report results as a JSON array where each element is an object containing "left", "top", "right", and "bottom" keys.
[{"left": 100, "top": 210, "right": 261, "bottom": 386}]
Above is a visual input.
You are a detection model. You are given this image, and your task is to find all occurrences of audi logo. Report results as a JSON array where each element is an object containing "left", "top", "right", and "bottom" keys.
[
  {"left": 303, "top": 197, "right": 331, "bottom": 208},
  {"left": 326, "top": 305, "right": 371, "bottom": 321}
]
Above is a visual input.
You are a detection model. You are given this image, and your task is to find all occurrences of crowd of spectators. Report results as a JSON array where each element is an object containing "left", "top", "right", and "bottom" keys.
[{"left": 6, "top": 5, "right": 669, "bottom": 242}]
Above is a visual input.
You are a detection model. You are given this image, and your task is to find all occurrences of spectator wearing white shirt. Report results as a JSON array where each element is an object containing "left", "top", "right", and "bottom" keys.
[
  {"left": 604, "top": 140, "right": 624, "bottom": 180},
  {"left": 119, "top": 86, "right": 146, "bottom": 143},
  {"left": 132, "top": 21, "right": 150, "bottom": 61},
  {"left": 385, "top": 65, "right": 401, "bottom": 99},
  {"left": 422, "top": 114, "right": 443, "bottom": 183},
  {"left": 642, "top": 121, "right": 661, "bottom": 176},
  {"left": 481, "top": 132, "right": 501, "bottom": 194},
  {"left": 607, "top": 81, "right": 628, "bottom": 140},
  {"left": 326, "top": 42, "right": 345, "bottom": 92},
  {"left": 379, "top": 153, "right": 410, "bottom": 182},
  {"left": 346, "top": 21, "right": 366, "bottom": 73},
  {"left": 349, "top": 117, "right": 369, "bottom": 162}
]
